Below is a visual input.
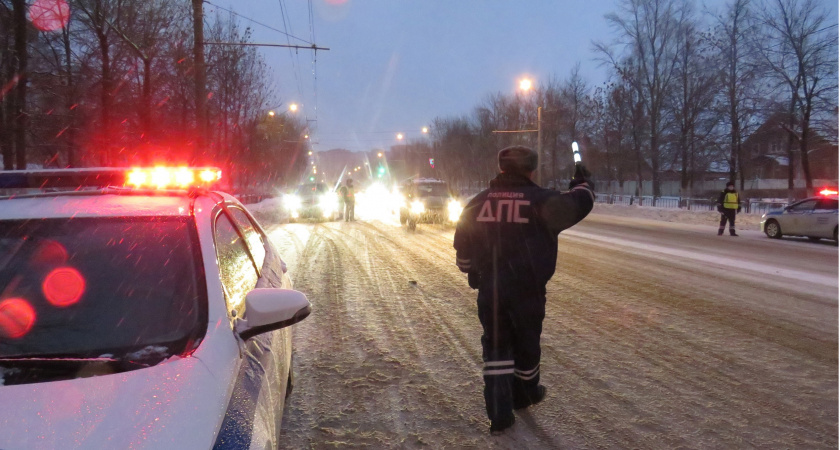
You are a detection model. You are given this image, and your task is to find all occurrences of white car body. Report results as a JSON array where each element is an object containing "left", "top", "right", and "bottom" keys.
[
  {"left": 0, "top": 188, "right": 309, "bottom": 449},
  {"left": 760, "top": 195, "right": 839, "bottom": 241}
]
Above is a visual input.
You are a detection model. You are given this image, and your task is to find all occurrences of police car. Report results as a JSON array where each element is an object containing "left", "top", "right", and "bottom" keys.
[
  {"left": 398, "top": 178, "right": 463, "bottom": 230},
  {"left": 0, "top": 167, "right": 311, "bottom": 449},
  {"left": 760, "top": 189, "right": 839, "bottom": 242}
]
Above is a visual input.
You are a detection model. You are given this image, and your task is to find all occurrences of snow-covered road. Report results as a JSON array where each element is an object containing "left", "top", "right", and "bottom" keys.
[{"left": 265, "top": 213, "right": 837, "bottom": 449}]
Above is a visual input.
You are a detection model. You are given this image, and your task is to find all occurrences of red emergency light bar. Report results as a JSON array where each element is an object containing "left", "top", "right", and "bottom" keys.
[
  {"left": 0, "top": 167, "right": 221, "bottom": 190},
  {"left": 818, "top": 188, "right": 838, "bottom": 196}
]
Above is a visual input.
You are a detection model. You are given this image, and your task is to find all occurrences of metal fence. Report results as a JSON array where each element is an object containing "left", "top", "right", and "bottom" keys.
[{"left": 594, "top": 193, "right": 788, "bottom": 215}]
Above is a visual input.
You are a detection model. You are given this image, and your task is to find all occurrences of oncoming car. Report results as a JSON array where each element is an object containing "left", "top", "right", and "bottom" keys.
[
  {"left": 0, "top": 167, "right": 311, "bottom": 449},
  {"left": 399, "top": 178, "right": 463, "bottom": 230},
  {"left": 760, "top": 191, "right": 838, "bottom": 242},
  {"left": 283, "top": 182, "right": 339, "bottom": 221}
]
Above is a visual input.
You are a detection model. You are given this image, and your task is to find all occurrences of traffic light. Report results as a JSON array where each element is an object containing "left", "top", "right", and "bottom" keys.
[
  {"left": 309, "top": 176, "right": 315, "bottom": 181},
  {"left": 377, "top": 166, "right": 385, "bottom": 178},
  {"left": 429, "top": 158, "right": 435, "bottom": 168}
]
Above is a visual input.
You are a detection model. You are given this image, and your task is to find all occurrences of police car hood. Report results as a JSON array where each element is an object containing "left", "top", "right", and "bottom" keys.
[{"left": 0, "top": 343, "right": 235, "bottom": 449}]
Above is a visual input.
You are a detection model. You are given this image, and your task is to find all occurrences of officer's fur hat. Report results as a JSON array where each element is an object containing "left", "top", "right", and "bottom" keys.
[
  {"left": 498, "top": 146, "right": 538, "bottom": 175},
  {"left": 726, "top": 180, "right": 735, "bottom": 187}
]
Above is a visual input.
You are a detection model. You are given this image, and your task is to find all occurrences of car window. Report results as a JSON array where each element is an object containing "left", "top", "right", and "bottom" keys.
[
  {"left": 214, "top": 212, "right": 258, "bottom": 318},
  {"left": 790, "top": 200, "right": 817, "bottom": 212},
  {"left": 0, "top": 217, "right": 205, "bottom": 361},
  {"left": 815, "top": 199, "right": 838, "bottom": 211},
  {"left": 227, "top": 207, "right": 266, "bottom": 272},
  {"left": 416, "top": 183, "right": 449, "bottom": 197},
  {"left": 297, "top": 183, "right": 327, "bottom": 195}
]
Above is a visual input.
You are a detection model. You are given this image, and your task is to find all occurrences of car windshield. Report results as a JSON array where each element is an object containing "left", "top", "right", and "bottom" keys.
[
  {"left": 0, "top": 217, "right": 206, "bottom": 362},
  {"left": 297, "top": 183, "right": 328, "bottom": 196},
  {"left": 416, "top": 183, "right": 449, "bottom": 197}
]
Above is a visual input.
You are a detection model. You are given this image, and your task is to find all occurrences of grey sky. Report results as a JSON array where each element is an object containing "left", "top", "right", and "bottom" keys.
[{"left": 220, "top": 0, "right": 839, "bottom": 153}]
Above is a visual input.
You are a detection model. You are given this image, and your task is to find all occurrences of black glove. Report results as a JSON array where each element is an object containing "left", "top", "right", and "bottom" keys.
[
  {"left": 468, "top": 272, "right": 480, "bottom": 290},
  {"left": 717, "top": 205, "right": 724, "bottom": 214},
  {"left": 569, "top": 164, "right": 592, "bottom": 190},
  {"left": 737, "top": 206, "right": 742, "bottom": 213}
]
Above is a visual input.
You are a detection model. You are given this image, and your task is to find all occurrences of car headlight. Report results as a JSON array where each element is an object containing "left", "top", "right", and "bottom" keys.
[
  {"left": 410, "top": 200, "right": 425, "bottom": 214},
  {"left": 319, "top": 193, "right": 338, "bottom": 215},
  {"left": 448, "top": 199, "right": 463, "bottom": 222},
  {"left": 284, "top": 194, "right": 302, "bottom": 211}
]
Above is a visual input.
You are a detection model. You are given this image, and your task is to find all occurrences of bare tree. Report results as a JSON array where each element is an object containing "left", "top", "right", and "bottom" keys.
[
  {"left": 756, "top": 0, "right": 839, "bottom": 190},
  {"left": 670, "top": 21, "right": 717, "bottom": 196},
  {"left": 2, "top": 0, "right": 29, "bottom": 169},
  {"left": 708, "top": 0, "right": 760, "bottom": 190},
  {"left": 559, "top": 64, "right": 589, "bottom": 184},
  {"left": 596, "top": 0, "right": 693, "bottom": 198},
  {"left": 74, "top": 0, "right": 125, "bottom": 165}
]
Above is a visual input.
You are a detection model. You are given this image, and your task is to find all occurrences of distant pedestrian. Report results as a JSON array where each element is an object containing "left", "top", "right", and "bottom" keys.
[
  {"left": 453, "top": 145, "right": 594, "bottom": 435},
  {"left": 339, "top": 178, "right": 355, "bottom": 221},
  {"left": 717, "top": 181, "right": 741, "bottom": 236}
]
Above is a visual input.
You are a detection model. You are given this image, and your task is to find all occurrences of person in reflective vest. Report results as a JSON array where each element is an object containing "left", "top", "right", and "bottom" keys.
[
  {"left": 339, "top": 178, "right": 355, "bottom": 221},
  {"left": 717, "top": 181, "right": 741, "bottom": 236},
  {"left": 453, "top": 145, "right": 594, "bottom": 434}
]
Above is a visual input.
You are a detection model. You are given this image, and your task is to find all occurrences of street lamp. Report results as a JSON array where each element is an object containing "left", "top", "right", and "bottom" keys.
[
  {"left": 421, "top": 126, "right": 429, "bottom": 134},
  {"left": 396, "top": 133, "right": 404, "bottom": 141},
  {"left": 268, "top": 103, "right": 298, "bottom": 118}
]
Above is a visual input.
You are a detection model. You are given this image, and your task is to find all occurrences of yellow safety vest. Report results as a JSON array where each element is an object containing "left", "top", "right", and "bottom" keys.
[{"left": 723, "top": 192, "right": 739, "bottom": 210}]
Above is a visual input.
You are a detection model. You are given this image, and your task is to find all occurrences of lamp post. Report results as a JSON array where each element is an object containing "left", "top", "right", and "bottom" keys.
[
  {"left": 520, "top": 78, "right": 543, "bottom": 185},
  {"left": 267, "top": 103, "right": 298, "bottom": 118}
]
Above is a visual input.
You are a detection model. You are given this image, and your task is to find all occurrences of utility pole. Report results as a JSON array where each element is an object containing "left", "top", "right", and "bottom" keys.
[
  {"left": 192, "top": 0, "right": 207, "bottom": 164},
  {"left": 536, "top": 106, "right": 542, "bottom": 186}
]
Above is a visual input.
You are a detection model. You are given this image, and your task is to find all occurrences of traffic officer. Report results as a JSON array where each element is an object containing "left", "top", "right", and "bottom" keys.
[
  {"left": 717, "top": 180, "right": 741, "bottom": 236},
  {"left": 453, "top": 145, "right": 594, "bottom": 434},
  {"left": 339, "top": 178, "right": 355, "bottom": 221}
]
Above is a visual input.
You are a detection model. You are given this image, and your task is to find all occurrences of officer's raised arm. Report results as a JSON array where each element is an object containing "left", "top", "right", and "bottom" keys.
[{"left": 540, "top": 164, "right": 595, "bottom": 234}]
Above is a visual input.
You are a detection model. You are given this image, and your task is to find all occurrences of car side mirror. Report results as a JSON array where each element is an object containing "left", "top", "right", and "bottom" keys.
[{"left": 237, "top": 288, "right": 311, "bottom": 340}]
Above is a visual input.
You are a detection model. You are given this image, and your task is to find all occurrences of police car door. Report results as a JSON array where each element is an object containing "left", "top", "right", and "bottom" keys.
[
  {"left": 786, "top": 199, "right": 817, "bottom": 235},
  {"left": 812, "top": 198, "right": 838, "bottom": 238}
]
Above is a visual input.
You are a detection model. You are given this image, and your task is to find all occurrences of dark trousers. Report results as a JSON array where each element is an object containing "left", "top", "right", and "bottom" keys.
[
  {"left": 718, "top": 209, "right": 736, "bottom": 235},
  {"left": 476, "top": 285, "right": 545, "bottom": 422},
  {"left": 344, "top": 200, "right": 355, "bottom": 221}
]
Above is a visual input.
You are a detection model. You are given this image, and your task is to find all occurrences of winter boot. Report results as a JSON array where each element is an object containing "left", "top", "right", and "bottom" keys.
[
  {"left": 489, "top": 414, "right": 515, "bottom": 435},
  {"left": 730, "top": 230, "right": 739, "bottom": 236},
  {"left": 513, "top": 385, "right": 547, "bottom": 410}
]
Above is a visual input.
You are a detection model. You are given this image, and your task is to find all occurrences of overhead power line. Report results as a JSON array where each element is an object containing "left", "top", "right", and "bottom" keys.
[
  {"left": 203, "top": 42, "right": 329, "bottom": 51},
  {"left": 204, "top": 0, "right": 312, "bottom": 45}
]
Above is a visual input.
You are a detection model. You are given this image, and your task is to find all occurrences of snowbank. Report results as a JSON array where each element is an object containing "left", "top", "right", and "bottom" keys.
[
  {"left": 592, "top": 203, "right": 764, "bottom": 230},
  {"left": 245, "top": 197, "right": 288, "bottom": 224}
]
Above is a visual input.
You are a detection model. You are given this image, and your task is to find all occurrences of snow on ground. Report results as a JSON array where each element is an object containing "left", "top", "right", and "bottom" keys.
[
  {"left": 246, "top": 195, "right": 766, "bottom": 231},
  {"left": 256, "top": 202, "right": 836, "bottom": 448},
  {"left": 592, "top": 203, "right": 764, "bottom": 230}
]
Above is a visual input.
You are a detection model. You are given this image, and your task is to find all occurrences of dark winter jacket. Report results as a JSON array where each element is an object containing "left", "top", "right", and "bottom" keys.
[{"left": 453, "top": 172, "right": 594, "bottom": 293}]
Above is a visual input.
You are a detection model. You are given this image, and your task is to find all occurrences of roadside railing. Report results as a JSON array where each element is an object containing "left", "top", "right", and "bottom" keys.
[{"left": 594, "top": 193, "right": 788, "bottom": 215}]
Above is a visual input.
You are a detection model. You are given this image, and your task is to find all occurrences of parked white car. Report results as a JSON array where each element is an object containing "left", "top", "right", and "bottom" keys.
[
  {"left": 0, "top": 167, "right": 310, "bottom": 449},
  {"left": 760, "top": 193, "right": 838, "bottom": 242}
]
